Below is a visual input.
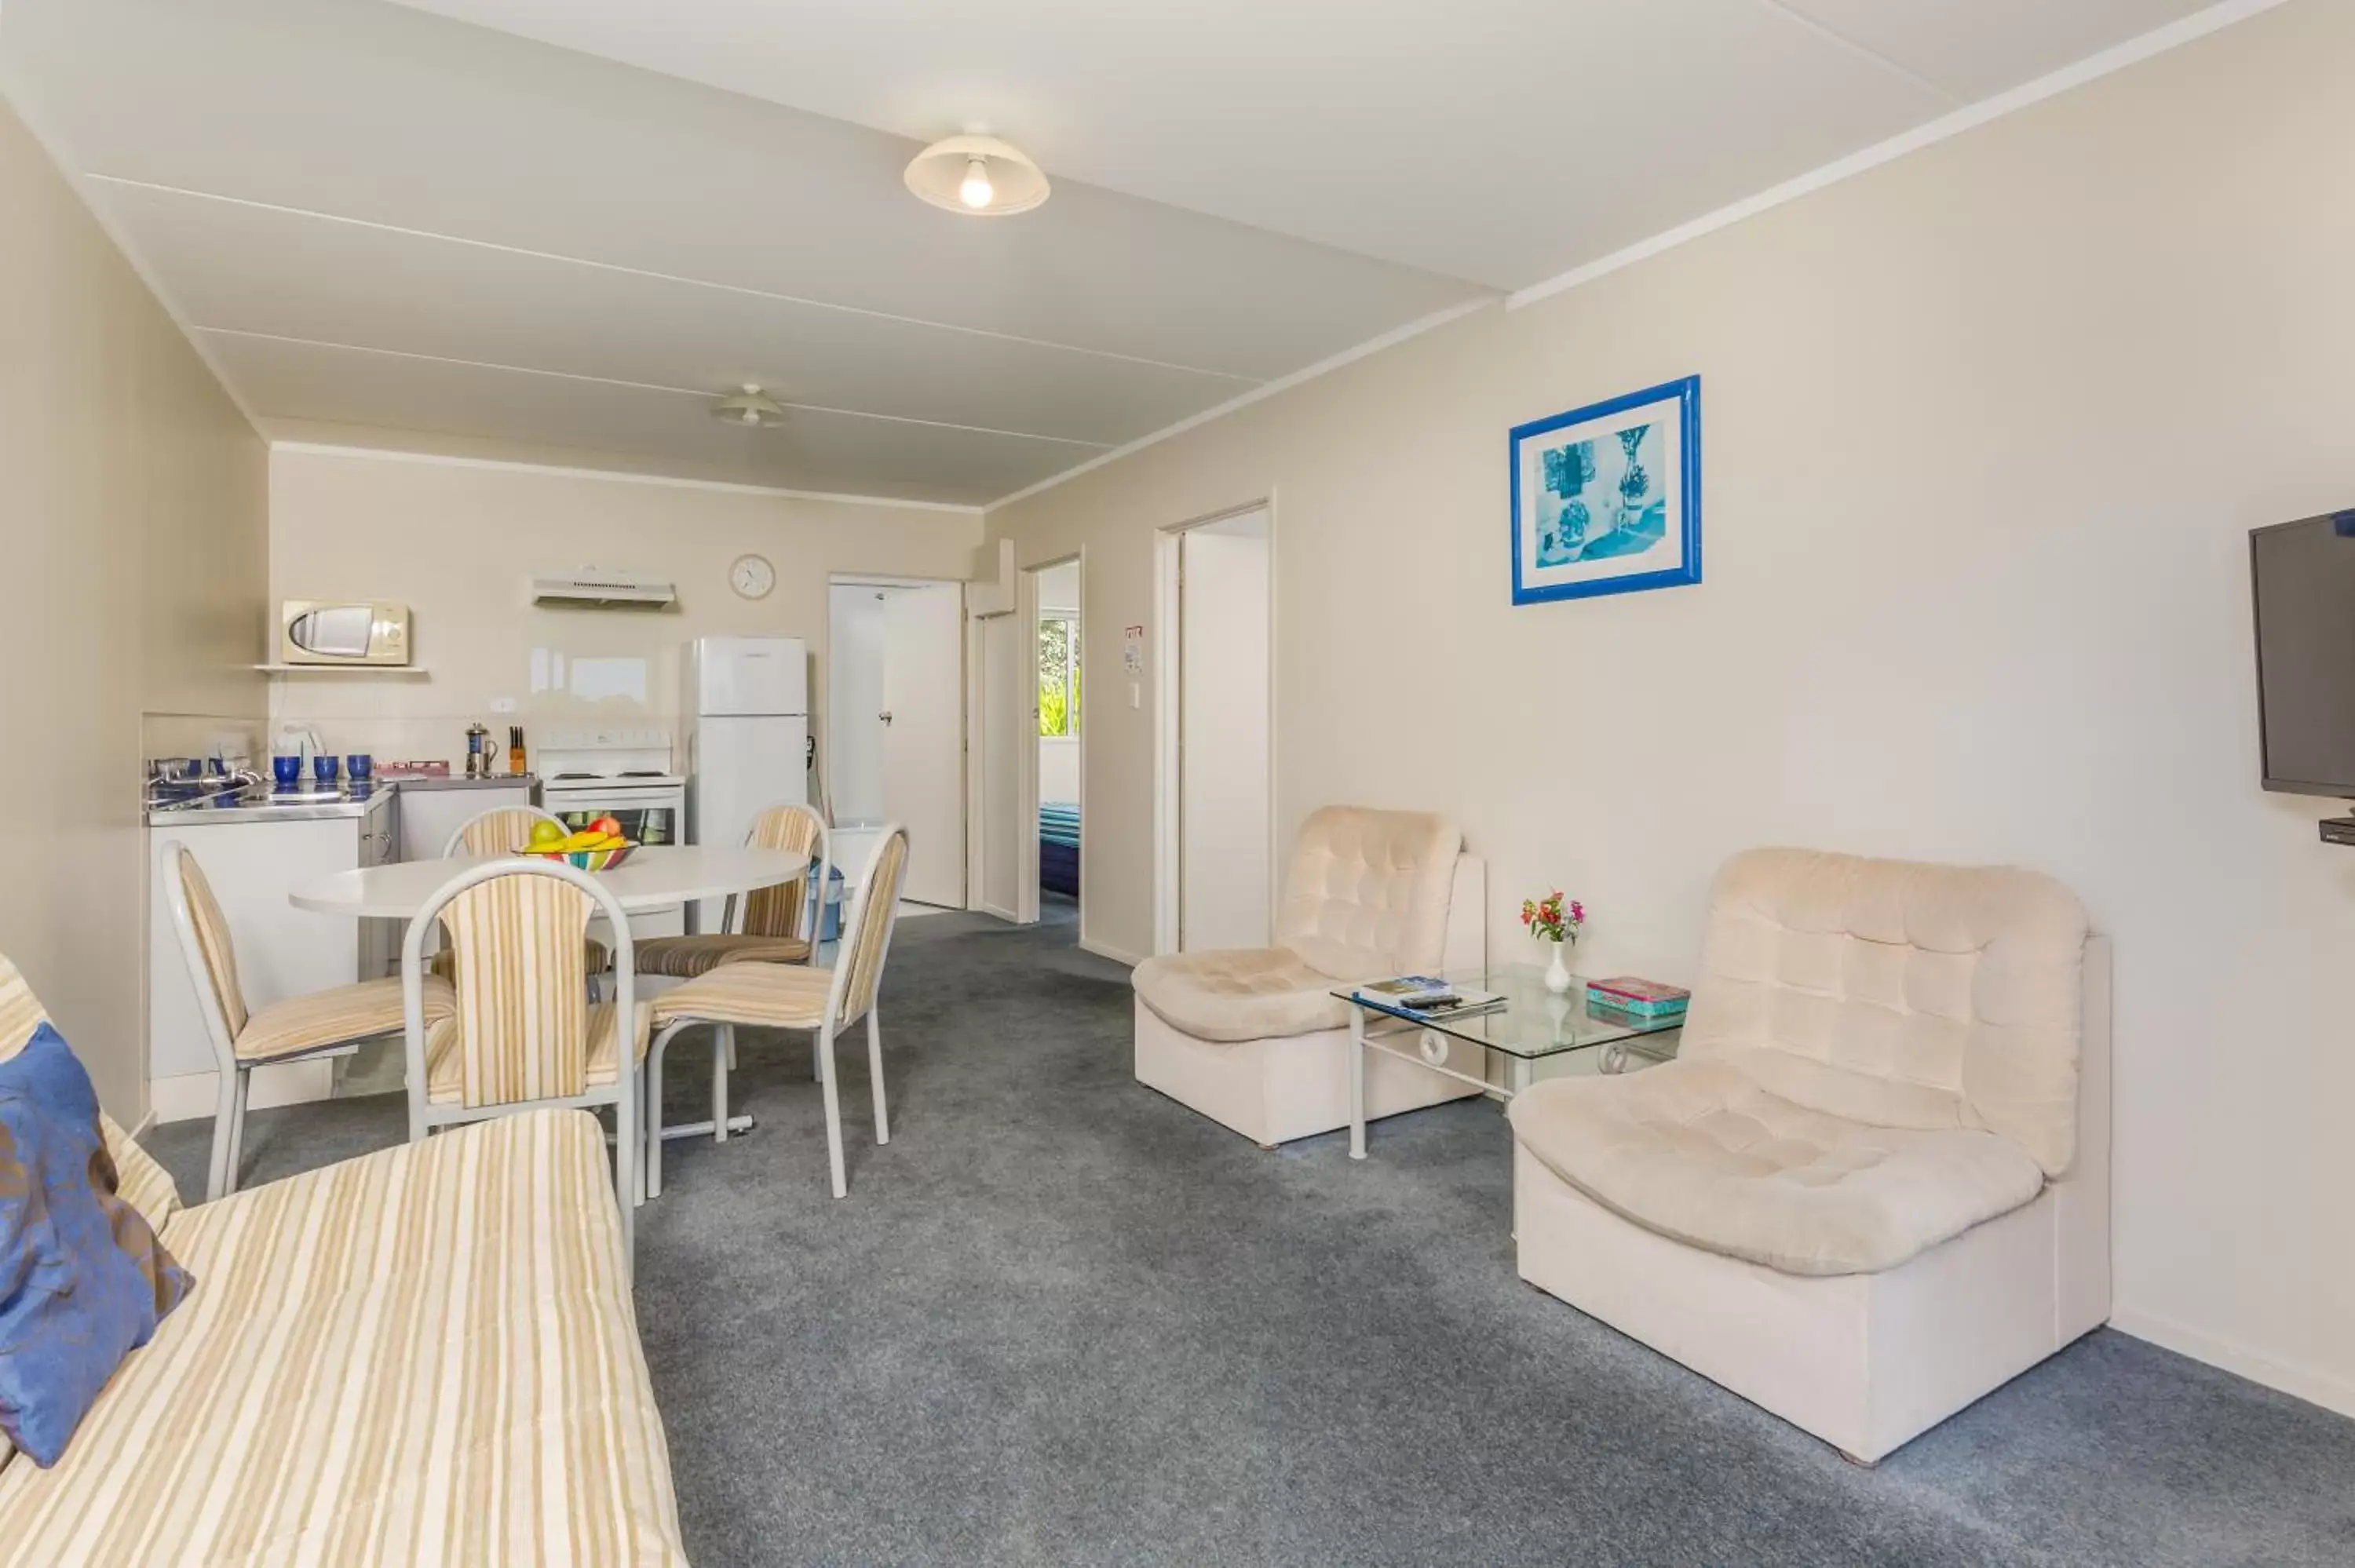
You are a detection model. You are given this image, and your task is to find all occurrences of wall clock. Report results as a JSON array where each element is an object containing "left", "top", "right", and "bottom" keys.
[{"left": 729, "top": 554, "right": 776, "bottom": 600}]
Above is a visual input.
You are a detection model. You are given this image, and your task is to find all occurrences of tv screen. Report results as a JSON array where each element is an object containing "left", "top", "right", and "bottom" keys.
[{"left": 2253, "top": 509, "right": 2355, "bottom": 797}]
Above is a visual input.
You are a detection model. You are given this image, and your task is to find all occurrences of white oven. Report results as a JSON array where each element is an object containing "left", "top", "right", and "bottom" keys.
[{"left": 538, "top": 728, "right": 686, "bottom": 944}]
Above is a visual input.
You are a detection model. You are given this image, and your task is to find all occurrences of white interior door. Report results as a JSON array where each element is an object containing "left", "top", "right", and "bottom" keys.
[
  {"left": 976, "top": 603, "right": 1028, "bottom": 921},
  {"left": 1178, "top": 512, "right": 1272, "bottom": 951},
  {"left": 881, "top": 582, "right": 966, "bottom": 907}
]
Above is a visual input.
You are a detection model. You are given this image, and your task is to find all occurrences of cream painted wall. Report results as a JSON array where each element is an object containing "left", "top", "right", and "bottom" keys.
[
  {"left": 0, "top": 102, "right": 268, "bottom": 1118},
  {"left": 268, "top": 450, "right": 980, "bottom": 799},
  {"left": 989, "top": 2, "right": 2355, "bottom": 1417}
]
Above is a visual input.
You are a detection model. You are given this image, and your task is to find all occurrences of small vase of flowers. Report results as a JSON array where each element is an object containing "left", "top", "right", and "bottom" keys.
[{"left": 1520, "top": 889, "right": 1586, "bottom": 995}]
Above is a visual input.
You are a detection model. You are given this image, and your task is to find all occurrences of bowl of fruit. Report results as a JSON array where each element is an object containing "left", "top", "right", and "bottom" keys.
[{"left": 520, "top": 815, "right": 636, "bottom": 871}]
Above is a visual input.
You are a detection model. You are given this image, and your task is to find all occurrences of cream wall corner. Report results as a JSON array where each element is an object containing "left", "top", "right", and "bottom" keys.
[
  {"left": 984, "top": 0, "right": 2355, "bottom": 1418},
  {"left": 0, "top": 101, "right": 270, "bottom": 1120}
]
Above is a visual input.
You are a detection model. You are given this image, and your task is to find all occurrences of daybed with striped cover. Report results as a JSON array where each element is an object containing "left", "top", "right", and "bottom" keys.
[{"left": 0, "top": 954, "right": 688, "bottom": 1566}]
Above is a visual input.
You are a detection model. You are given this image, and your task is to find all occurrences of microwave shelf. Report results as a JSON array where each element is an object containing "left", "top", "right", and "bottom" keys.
[{"left": 253, "top": 663, "right": 433, "bottom": 676}]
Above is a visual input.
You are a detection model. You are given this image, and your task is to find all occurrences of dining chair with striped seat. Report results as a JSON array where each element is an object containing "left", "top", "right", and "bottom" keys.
[
  {"left": 401, "top": 857, "right": 652, "bottom": 1270},
  {"left": 432, "top": 804, "right": 612, "bottom": 981},
  {"left": 162, "top": 840, "right": 460, "bottom": 1202},
  {"left": 631, "top": 801, "right": 830, "bottom": 979},
  {"left": 643, "top": 826, "right": 909, "bottom": 1200}
]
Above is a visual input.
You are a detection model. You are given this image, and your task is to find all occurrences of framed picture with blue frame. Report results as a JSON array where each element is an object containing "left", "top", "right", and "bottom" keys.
[{"left": 1510, "top": 375, "right": 1701, "bottom": 605}]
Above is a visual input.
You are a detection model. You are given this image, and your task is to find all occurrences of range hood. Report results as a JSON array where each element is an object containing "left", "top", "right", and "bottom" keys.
[{"left": 531, "top": 569, "right": 677, "bottom": 610}]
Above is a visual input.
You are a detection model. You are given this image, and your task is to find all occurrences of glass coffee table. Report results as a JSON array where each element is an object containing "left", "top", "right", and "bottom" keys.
[{"left": 1334, "top": 965, "right": 1684, "bottom": 1159}]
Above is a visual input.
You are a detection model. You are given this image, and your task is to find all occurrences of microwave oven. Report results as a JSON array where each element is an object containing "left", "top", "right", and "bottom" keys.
[{"left": 279, "top": 600, "right": 412, "bottom": 666}]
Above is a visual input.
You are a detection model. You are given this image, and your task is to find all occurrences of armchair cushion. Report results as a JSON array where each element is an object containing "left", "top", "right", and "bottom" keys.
[
  {"left": 1276, "top": 807, "right": 1462, "bottom": 979},
  {"left": 1131, "top": 948, "right": 1350, "bottom": 1044},
  {"left": 1509, "top": 1058, "right": 2047, "bottom": 1276},
  {"left": 1682, "top": 849, "right": 2087, "bottom": 1176}
]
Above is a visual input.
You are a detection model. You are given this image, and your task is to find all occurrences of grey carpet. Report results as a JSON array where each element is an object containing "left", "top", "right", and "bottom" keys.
[{"left": 148, "top": 911, "right": 2355, "bottom": 1566}]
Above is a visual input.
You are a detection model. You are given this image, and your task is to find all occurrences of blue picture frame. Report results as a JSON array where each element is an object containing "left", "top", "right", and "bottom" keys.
[{"left": 1509, "top": 375, "right": 1702, "bottom": 605}]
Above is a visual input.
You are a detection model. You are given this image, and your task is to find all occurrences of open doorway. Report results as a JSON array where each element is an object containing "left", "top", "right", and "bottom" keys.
[
  {"left": 1034, "top": 559, "right": 1082, "bottom": 932},
  {"left": 826, "top": 577, "right": 966, "bottom": 914},
  {"left": 1156, "top": 508, "right": 1273, "bottom": 954}
]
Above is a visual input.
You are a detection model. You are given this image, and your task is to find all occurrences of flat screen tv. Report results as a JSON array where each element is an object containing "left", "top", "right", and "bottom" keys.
[{"left": 2252, "top": 509, "right": 2355, "bottom": 797}]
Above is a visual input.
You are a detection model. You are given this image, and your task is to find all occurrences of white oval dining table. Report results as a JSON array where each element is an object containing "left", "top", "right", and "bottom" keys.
[
  {"left": 289, "top": 844, "right": 812, "bottom": 1144},
  {"left": 287, "top": 843, "right": 809, "bottom": 919}
]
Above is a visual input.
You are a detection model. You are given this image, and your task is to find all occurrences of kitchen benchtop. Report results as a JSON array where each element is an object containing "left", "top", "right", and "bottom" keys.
[
  {"left": 144, "top": 774, "right": 536, "bottom": 826},
  {"left": 380, "top": 773, "right": 538, "bottom": 793}
]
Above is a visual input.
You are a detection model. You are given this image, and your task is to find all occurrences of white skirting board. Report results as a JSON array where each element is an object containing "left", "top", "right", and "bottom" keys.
[
  {"left": 1079, "top": 935, "right": 1144, "bottom": 967},
  {"left": 150, "top": 1060, "right": 335, "bottom": 1125}
]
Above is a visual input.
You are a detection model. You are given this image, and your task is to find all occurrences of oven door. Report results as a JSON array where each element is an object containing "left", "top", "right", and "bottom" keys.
[
  {"left": 544, "top": 786, "right": 679, "bottom": 848},
  {"left": 541, "top": 785, "right": 685, "bottom": 945}
]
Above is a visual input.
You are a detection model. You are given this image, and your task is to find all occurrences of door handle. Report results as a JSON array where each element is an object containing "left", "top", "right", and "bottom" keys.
[{"left": 878, "top": 711, "right": 894, "bottom": 726}]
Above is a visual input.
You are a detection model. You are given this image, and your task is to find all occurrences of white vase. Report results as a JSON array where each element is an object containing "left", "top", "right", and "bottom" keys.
[{"left": 1543, "top": 939, "right": 1572, "bottom": 995}]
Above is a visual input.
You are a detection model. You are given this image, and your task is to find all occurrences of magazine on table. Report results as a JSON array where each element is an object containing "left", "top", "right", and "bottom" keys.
[{"left": 1352, "top": 975, "right": 1507, "bottom": 1019}]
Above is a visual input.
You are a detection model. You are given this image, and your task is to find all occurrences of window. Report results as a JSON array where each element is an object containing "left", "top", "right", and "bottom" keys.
[{"left": 1039, "top": 615, "right": 1079, "bottom": 737}]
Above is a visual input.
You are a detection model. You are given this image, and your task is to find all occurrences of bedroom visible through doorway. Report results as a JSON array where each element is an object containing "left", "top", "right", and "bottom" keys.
[{"left": 1035, "top": 559, "right": 1081, "bottom": 928}]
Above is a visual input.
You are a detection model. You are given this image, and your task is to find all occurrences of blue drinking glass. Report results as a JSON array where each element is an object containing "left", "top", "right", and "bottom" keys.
[
  {"left": 272, "top": 754, "right": 301, "bottom": 789},
  {"left": 312, "top": 754, "right": 340, "bottom": 785},
  {"left": 346, "top": 753, "right": 373, "bottom": 783}
]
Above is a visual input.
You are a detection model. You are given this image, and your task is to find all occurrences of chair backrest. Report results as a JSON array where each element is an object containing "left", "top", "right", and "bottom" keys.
[
  {"left": 162, "top": 842, "right": 249, "bottom": 1051},
  {"left": 1681, "top": 848, "right": 2089, "bottom": 1176},
  {"left": 732, "top": 801, "right": 830, "bottom": 941},
  {"left": 829, "top": 826, "right": 909, "bottom": 1028},
  {"left": 401, "top": 858, "right": 635, "bottom": 1110},
  {"left": 1273, "top": 806, "right": 1463, "bottom": 978},
  {"left": 444, "top": 804, "right": 570, "bottom": 858}
]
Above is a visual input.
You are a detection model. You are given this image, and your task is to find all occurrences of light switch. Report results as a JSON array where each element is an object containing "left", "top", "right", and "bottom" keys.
[{"left": 489, "top": 696, "right": 517, "bottom": 713}]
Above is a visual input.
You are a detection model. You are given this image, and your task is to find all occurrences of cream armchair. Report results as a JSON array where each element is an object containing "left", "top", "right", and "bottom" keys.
[
  {"left": 1131, "top": 806, "right": 1487, "bottom": 1147},
  {"left": 1507, "top": 848, "right": 2110, "bottom": 1463}
]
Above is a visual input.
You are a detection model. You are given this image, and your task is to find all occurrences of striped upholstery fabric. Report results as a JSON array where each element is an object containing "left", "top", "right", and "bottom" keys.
[
  {"left": 0, "top": 957, "right": 46, "bottom": 1065},
  {"left": 650, "top": 963, "right": 834, "bottom": 1029},
  {"left": 233, "top": 975, "right": 457, "bottom": 1062},
  {"left": 105, "top": 1121, "right": 183, "bottom": 1232},
  {"left": 177, "top": 851, "right": 249, "bottom": 1037},
  {"left": 437, "top": 871, "right": 598, "bottom": 1109},
  {"left": 840, "top": 830, "right": 910, "bottom": 1024},
  {"left": 451, "top": 805, "right": 564, "bottom": 855},
  {"left": 425, "top": 1001, "right": 652, "bottom": 1105},
  {"left": 633, "top": 803, "right": 823, "bottom": 979},
  {"left": 738, "top": 804, "right": 823, "bottom": 942},
  {"left": 0, "top": 1110, "right": 688, "bottom": 1565},
  {"left": 633, "top": 933, "right": 811, "bottom": 979},
  {"left": 427, "top": 938, "right": 612, "bottom": 983}
]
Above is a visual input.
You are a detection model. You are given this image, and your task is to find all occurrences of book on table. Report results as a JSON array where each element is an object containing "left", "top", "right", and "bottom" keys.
[
  {"left": 1583, "top": 975, "right": 1690, "bottom": 1017},
  {"left": 1353, "top": 975, "right": 1506, "bottom": 1018}
]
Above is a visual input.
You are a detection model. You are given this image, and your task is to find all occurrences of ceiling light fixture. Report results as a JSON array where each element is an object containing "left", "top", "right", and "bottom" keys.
[
  {"left": 905, "top": 134, "right": 1049, "bottom": 217},
  {"left": 710, "top": 383, "right": 785, "bottom": 428}
]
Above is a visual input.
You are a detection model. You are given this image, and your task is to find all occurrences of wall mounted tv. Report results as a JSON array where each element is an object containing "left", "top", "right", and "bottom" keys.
[{"left": 2252, "top": 509, "right": 2355, "bottom": 797}]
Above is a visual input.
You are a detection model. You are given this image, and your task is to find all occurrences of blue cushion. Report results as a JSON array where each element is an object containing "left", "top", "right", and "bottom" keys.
[{"left": 0, "top": 1023, "right": 193, "bottom": 1467}]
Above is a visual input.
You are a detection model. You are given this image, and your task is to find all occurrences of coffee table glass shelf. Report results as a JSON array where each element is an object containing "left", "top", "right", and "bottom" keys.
[{"left": 1337, "top": 964, "right": 1683, "bottom": 1159}]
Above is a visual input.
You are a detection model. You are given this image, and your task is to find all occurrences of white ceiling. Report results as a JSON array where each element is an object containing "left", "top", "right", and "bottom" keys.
[{"left": 0, "top": 0, "right": 2229, "bottom": 505}]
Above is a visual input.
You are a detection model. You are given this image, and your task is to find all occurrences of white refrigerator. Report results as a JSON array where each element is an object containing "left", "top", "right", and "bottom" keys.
[{"left": 683, "top": 636, "right": 809, "bottom": 933}]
